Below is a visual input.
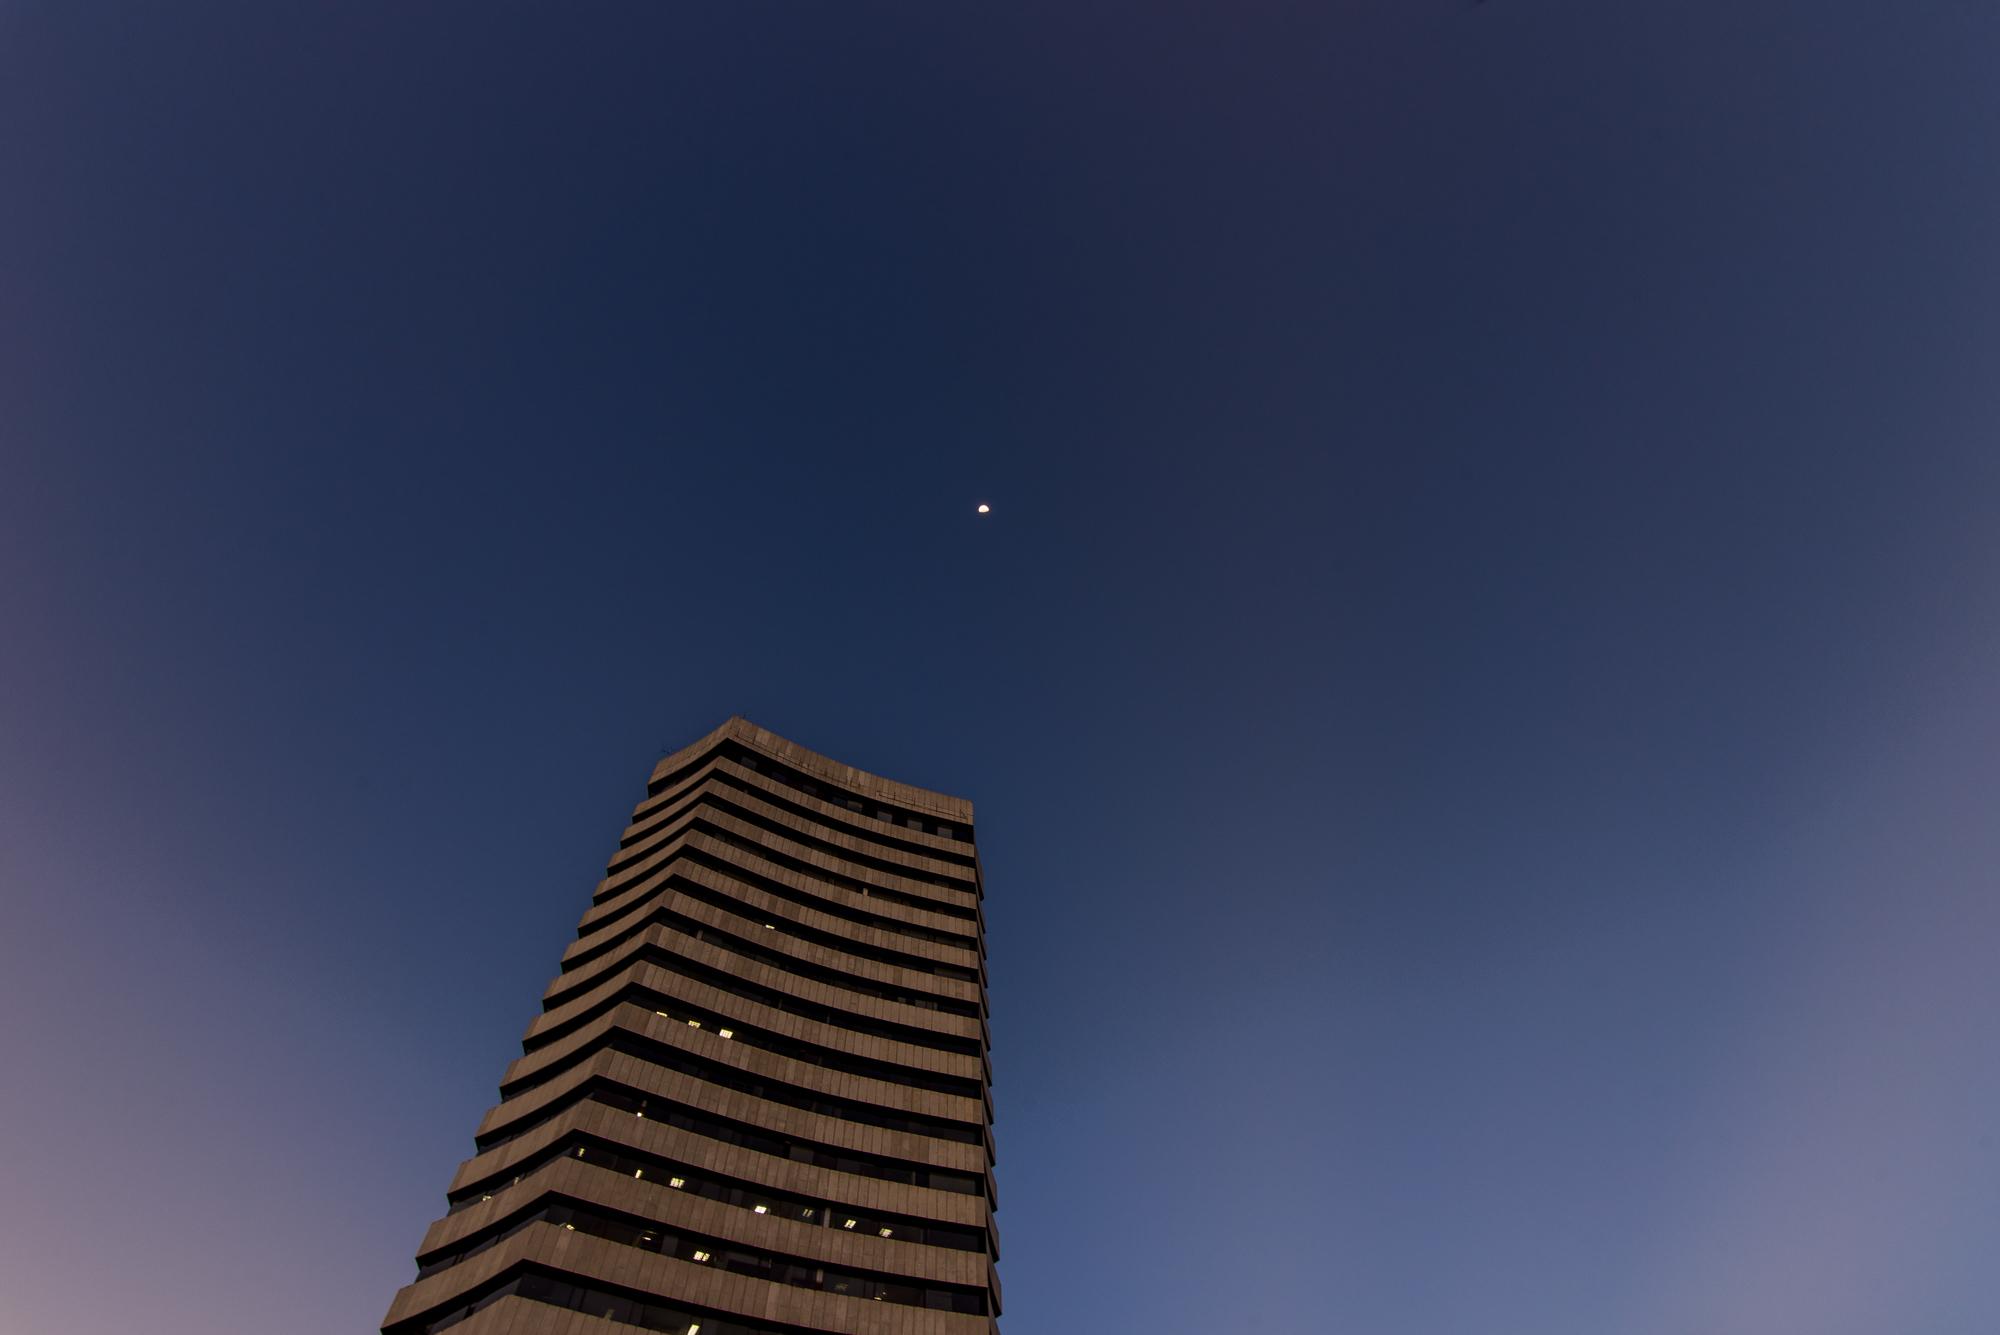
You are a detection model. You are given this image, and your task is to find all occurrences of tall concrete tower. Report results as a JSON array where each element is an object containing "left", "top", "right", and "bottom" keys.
[{"left": 382, "top": 718, "right": 998, "bottom": 1335}]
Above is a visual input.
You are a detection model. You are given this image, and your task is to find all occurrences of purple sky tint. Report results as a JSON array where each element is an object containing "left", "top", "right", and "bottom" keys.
[{"left": 3, "top": 2, "right": 1999, "bottom": 1332}]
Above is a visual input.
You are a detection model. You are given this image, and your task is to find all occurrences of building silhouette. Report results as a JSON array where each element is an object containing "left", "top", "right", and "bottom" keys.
[{"left": 382, "top": 718, "right": 999, "bottom": 1335}]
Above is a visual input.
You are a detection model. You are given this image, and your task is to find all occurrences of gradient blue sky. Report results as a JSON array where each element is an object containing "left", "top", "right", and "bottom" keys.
[{"left": 5, "top": 3, "right": 2000, "bottom": 1332}]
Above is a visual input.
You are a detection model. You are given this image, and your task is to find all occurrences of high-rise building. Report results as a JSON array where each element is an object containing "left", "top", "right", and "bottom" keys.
[{"left": 382, "top": 718, "right": 999, "bottom": 1335}]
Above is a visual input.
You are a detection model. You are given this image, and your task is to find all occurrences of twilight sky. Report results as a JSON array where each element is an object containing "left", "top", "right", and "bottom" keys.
[{"left": 4, "top": 3, "right": 2000, "bottom": 1332}]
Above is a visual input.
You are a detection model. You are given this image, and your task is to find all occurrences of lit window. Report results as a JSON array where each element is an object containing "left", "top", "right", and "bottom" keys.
[
  {"left": 688, "top": 1326, "right": 700, "bottom": 1335},
  {"left": 842, "top": 1218, "right": 856, "bottom": 1229},
  {"left": 563, "top": 1223, "right": 576, "bottom": 1232},
  {"left": 718, "top": 1028, "right": 734, "bottom": 1039},
  {"left": 687, "top": 1019, "right": 701, "bottom": 1029},
  {"left": 669, "top": 1177, "right": 686, "bottom": 1189},
  {"left": 574, "top": 1147, "right": 586, "bottom": 1158},
  {"left": 764, "top": 923, "right": 775, "bottom": 930},
  {"left": 692, "top": 1250, "right": 711, "bottom": 1263},
  {"left": 633, "top": 1169, "right": 644, "bottom": 1180},
  {"left": 656, "top": 1010, "right": 671, "bottom": 1019},
  {"left": 753, "top": 1204, "right": 768, "bottom": 1214},
  {"left": 879, "top": 1227, "right": 893, "bottom": 1238}
]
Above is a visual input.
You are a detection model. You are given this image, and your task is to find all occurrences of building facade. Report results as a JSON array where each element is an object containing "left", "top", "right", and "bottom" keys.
[{"left": 382, "top": 718, "right": 999, "bottom": 1335}]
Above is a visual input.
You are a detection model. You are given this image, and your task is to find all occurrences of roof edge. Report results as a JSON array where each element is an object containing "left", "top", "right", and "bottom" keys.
[{"left": 651, "top": 717, "right": 973, "bottom": 821}]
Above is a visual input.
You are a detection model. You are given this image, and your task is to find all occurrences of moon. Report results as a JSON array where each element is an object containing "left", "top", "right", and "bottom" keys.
[{"left": 976, "top": 503, "right": 991, "bottom": 514}]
